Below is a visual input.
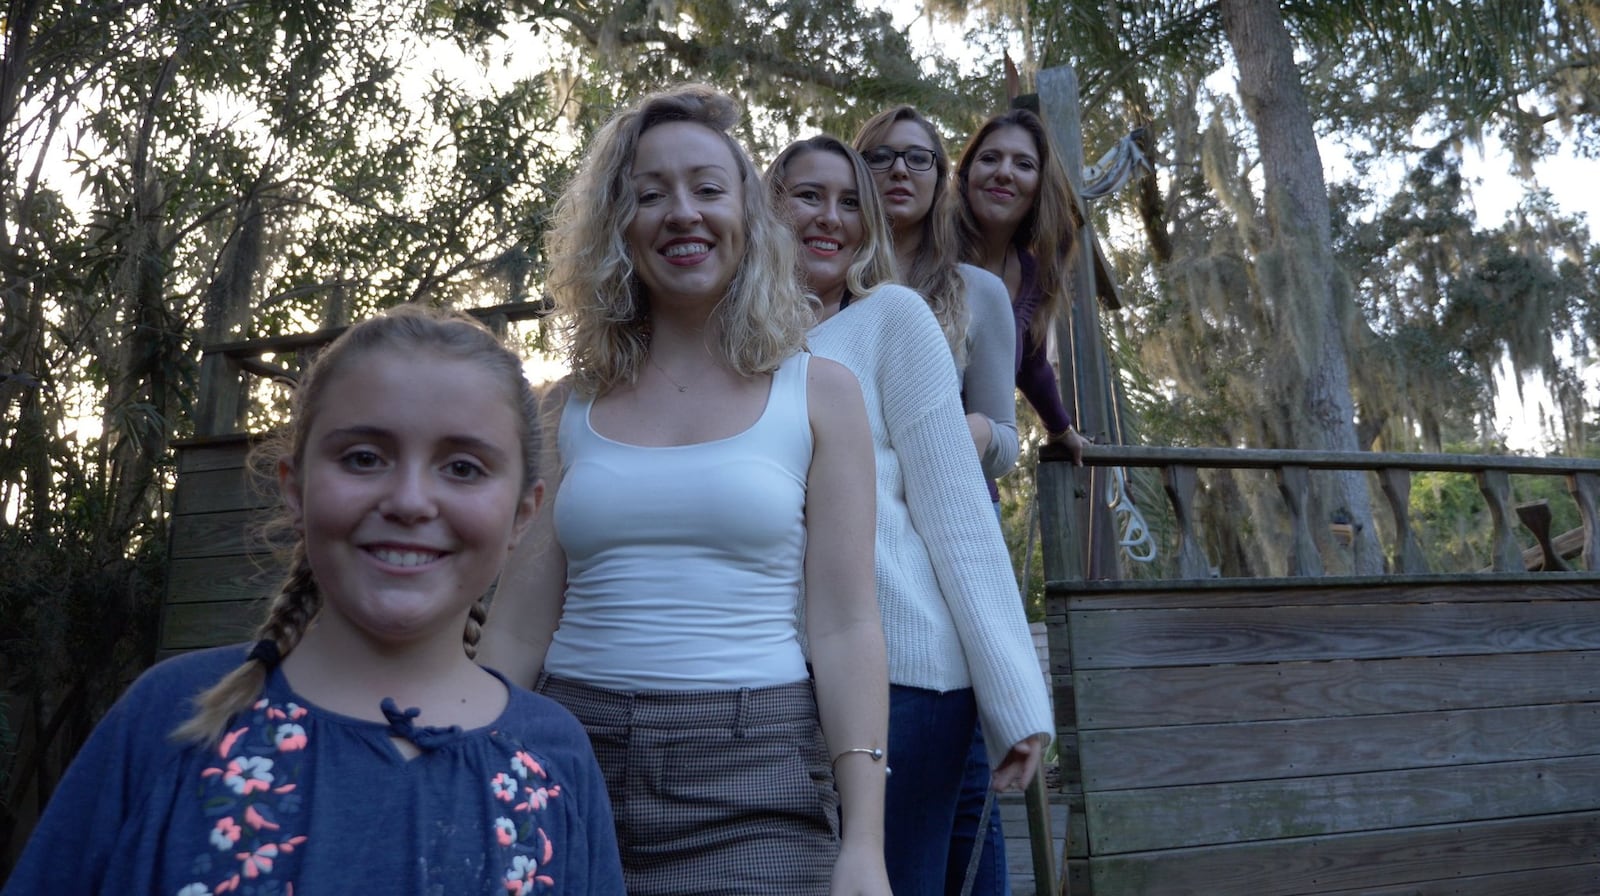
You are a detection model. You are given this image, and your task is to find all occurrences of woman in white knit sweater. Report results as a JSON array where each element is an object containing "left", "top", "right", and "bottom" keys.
[{"left": 766, "top": 135, "right": 1052, "bottom": 895}]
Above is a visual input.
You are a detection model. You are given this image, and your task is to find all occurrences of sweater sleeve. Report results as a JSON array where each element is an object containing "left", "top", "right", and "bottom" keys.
[
  {"left": 870, "top": 286, "right": 1053, "bottom": 765},
  {"left": 1013, "top": 251, "right": 1076, "bottom": 436},
  {"left": 956, "top": 264, "right": 1020, "bottom": 480},
  {"left": 1017, "top": 330, "right": 1074, "bottom": 436}
]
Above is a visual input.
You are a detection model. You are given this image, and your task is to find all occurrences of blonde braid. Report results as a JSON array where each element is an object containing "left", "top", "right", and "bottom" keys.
[
  {"left": 171, "top": 549, "right": 320, "bottom": 745},
  {"left": 463, "top": 594, "right": 489, "bottom": 660}
]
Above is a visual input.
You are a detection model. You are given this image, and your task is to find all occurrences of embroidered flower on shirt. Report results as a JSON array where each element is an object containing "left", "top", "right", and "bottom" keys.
[
  {"left": 210, "top": 817, "right": 242, "bottom": 851},
  {"left": 221, "top": 756, "right": 275, "bottom": 795},
  {"left": 493, "top": 743, "right": 564, "bottom": 893},
  {"left": 273, "top": 723, "right": 307, "bottom": 751},
  {"left": 194, "top": 697, "right": 311, "bottom": 893}
]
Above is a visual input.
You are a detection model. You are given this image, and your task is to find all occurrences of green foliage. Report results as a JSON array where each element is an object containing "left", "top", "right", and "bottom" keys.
[{"left": 1408, "top": 457, "right": 1582, "bottom": 571}]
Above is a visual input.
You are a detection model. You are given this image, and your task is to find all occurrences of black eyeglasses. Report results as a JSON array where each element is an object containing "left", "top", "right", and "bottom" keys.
[{"left": 863, "top": 146, "right": 938, "bottom": 172}]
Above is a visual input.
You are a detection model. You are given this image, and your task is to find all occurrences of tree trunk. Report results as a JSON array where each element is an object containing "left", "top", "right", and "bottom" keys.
[{"left": 1218, "top": 0, "right": 1383, "bottom": 574}]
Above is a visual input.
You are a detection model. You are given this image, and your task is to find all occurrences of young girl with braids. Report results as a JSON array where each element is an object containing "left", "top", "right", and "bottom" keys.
[{"left": 3, "top": 306, "right": 624, "bottom": 895}]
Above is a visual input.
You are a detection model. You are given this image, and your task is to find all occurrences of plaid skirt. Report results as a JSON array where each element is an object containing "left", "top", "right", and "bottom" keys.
[{"left": 537, "top": 674, "right": 840, "bottom": 896}]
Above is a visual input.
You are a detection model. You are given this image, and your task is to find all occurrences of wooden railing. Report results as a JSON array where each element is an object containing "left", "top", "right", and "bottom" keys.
[
  {"left": 191, "top": 302, "right": 550, "bottom": 436},
  {"left": 1037, "top": 444, "right": 1600, "bottom": 583}
]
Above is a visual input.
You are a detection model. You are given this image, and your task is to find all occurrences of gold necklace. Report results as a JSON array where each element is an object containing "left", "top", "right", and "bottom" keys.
[{"left": 649, "top": 356, "right": 689, "bottom": 393}]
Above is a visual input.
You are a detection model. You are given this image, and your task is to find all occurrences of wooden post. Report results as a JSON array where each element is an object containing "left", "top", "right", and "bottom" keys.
[{"left": 1037, "top": 67, "right": 1121, "bottom": 585}]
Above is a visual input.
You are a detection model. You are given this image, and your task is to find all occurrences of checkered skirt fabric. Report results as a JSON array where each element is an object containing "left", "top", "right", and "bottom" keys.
[{"left": 538, "top": 674, "right": 840, "bottom": 895}]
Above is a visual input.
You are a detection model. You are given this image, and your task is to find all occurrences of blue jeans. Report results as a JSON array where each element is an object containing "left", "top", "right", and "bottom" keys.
[
  {"left": 885, "top": 685, "right": 976, "bottom": 895},
  {"left": 945, "top": 720, "right": 1009, "bottom": 895}
]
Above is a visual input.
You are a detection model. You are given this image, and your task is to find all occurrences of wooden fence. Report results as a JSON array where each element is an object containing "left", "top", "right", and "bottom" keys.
[{"left": 1036, "top": 445, "right": 1600, "bottom": 895}]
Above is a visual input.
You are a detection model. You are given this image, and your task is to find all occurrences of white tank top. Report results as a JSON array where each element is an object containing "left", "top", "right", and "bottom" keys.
[{"left": 544, "top": 352, "right": 812, "bottom": 691}]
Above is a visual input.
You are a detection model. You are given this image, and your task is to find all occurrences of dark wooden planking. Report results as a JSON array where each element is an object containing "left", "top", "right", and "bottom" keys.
[
  {"left": 1081, "top": 702, "right": 1600, "bottom": 789},
  {"left": 1053, "top": 576, "right": 1600, "bottom": 610},
  {"left": 1067, "top": 600, "right": 1600, "bottom": 669},
  {"left": 1087, "top": 812, "right": 1600, "bottom": 896},
  {"left": 1320, "top": 864, "right": 1600, "bottom": 896},
  {"left": 160, "top": 599, "right": 267, "bottom": 650},
  {"left": 175, "top": 438, "right": 255, "bottom": 474},
  {"left": 169, "top": 511, "right": 263, "bottom": 559},
  {"left": 173, "top": 466, "right": 275, "bottom": 515},
  {"left": 1074, "top": 651, "right": 1600, "bottom": 728},
  {"left": 165, "top": 555, "right": 282, "bottom": 605},
  {"left": 1087, "top": 754, "right": 1600, "bottom": 854}
]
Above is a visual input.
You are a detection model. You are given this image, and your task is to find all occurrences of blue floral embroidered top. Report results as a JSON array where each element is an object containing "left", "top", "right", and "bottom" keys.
[{"left": 3, "top": 645, "right": 624, "bottom": 895}]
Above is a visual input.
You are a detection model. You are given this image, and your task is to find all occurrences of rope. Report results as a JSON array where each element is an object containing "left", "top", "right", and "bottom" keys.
[
  {"left": 1106, "top": 465, "right": 1156, "bottom": 563},
  {"left": 1080, "top": 130, "right": 1152, "bottom": 201},
  {"left": 959, "top": 787, "right": 998, "bottom": 896}
]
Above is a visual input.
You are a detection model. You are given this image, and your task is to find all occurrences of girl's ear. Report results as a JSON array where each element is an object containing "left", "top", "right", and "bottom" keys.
[
  {"left": 279, "top": 458, "right": 305, "bottom": 530},
  {"left": 508, "top": 479, "right": 544, "bottom": 549}
]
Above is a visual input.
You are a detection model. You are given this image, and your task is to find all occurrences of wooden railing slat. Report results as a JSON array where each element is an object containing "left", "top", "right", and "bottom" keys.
[
  {"left": 1377, "top": 467, "right": 1430, "bottom": 574},
  {"left": 1276, "top": 465, "right": 1323, "bottom": 577},
  {"left": 1162, "top": 464, "right": 1209, "bottom": 579},
  {"left": 1569, "top": 471, "right": 1600, "bottom": 572}
]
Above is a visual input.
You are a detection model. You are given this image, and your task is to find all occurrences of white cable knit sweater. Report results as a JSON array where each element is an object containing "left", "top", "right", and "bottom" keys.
[{"left": 809, "top": 283, "right": 1053, "bottom": 765}]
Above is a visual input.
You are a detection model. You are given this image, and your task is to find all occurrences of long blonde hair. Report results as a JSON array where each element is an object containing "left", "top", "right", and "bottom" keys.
[
  {"left": 956, "top": 108, "right": 1084, "bottom": 344},
  {"left": 764, "top": 135, "right": 899, "bottom": 302},
  {"left": 545, "top": 84, "right": 811, "bottom": 396},
  {"left": 852, "top": 105, "right": 968, "bottom": 360},
  {"left": 172, "top": 305, "right": 541, "bottom": 745}
]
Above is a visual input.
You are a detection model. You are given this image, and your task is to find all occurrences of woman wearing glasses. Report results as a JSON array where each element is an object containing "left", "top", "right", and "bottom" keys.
[{"left": 850, "top": 107, "right": 1045, "bottom": 895}]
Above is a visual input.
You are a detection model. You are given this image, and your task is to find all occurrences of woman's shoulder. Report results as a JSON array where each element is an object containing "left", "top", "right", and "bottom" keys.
[
  {"left": 860, "top": 282, "right": 940, "bottom": 322},
  {"left": 802, "top": 354, "right": 864, "bottom": 404},
  {"left": 955, "top": 263, "right": 1012, "bottom": 316},
  {"left": 955, "top": 262, "right": 1005, "bottom": 294}
]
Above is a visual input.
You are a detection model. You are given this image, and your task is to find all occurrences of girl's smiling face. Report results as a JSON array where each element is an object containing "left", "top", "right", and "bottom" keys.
[{"left": 281, "top": 350, "right": 537, "bottom": 651}]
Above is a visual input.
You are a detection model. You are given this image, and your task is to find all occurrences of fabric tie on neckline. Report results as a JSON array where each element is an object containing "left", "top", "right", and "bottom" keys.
[{"left": 380, "top": 698, "right": 463, "bottom": 751}]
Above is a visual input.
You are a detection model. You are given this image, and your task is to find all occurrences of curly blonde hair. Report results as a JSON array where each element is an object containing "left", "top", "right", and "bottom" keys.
[
  {"left": 764, "top": 135, "right": 899, "bottom": 303},
  {"left": 545, "top": 84, "right": 811, "bottom": 396},
  {"left": 852, "top": 105, "right": 969, "bottom": 361},
  {"left": 172, "top": 305, "right": 541, "bottom": 745},
  {"left": 955, "top": 108, "right": 1085, "bottom": 344}
]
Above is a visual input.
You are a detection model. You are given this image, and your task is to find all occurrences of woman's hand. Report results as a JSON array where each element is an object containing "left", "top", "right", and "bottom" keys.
[
  {"left": 830, "top": 836, "right": 893, "bottom": 896},
  {"left": 990, "top": 733, "right": 1049, "bottom": 792},
  {"left": 1047, "top": 426, "right": 1091, "bottom": 466}
]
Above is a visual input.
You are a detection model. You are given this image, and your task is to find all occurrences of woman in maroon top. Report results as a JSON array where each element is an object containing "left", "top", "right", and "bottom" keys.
[{"left": 956, "top": 108, "right": 1091, "bottom": 462}]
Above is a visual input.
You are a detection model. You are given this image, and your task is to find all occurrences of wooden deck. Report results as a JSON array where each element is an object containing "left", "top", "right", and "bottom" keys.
[{"left": 1037, "top": 446, "right": 1600, "bottom": 895}]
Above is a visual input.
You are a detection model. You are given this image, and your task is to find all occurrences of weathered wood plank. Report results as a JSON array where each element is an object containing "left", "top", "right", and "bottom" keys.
[
  {"left": 1081, "top": 702, "right": 1600, "bottom": 789},
  {"left": 1321, "top": 863, "right": 1600, "bottom": 896},
  {"left": 173, "top": 467, "right": 275, "bottom": 515},
  {"left": 1068, "top": 600, "right": 1600, "bottom": 669},
  {"left": 1075, "top": 651, "right": 1600, "bottom": 728},
  {"left": 1087, "top": 754, "right": 1600, "bottom": 853},
  {"left": 169, "top": 511, "right": 261, "bottom": 559},
  {"left": 159, "top": 599, "right": 267, "bottom": 650},
  {"left": 165, "top": 555, "right": 282, "bottom": 605},
  {"left": 1087, "top": 811, "right": 1600, "bottom": 896},
  {"left": 175, "top": 437, "right": 255, "bottom": 473},
  {"left": 1055, "top": 576, "right": 1600, "bottom": 610}
]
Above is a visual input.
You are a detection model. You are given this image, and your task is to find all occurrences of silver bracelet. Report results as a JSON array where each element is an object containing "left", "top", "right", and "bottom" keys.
[{"left": 831, "top": 747, "right": 890, "bottom": 775}]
